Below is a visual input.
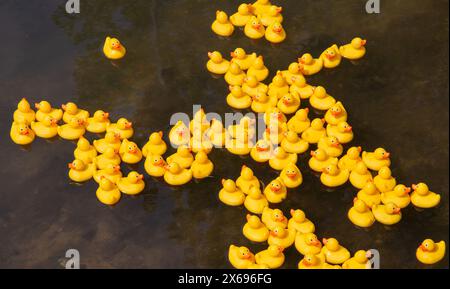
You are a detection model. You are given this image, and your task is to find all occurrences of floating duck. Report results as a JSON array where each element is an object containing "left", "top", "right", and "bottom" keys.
[
  {"left": 308, "top": 148, "right": 337, "bottom": 173},
  {"left": 95, "top": 147, "right": 121, "bottom": 170},
  {"left": 96, "top": 177, "right": 121, "bottom": 205},
  {"left": 318, "top": 136, "right": 343, "bottom": 157},
  {"left": 247, "top": 56, "right": 269, "bottom": 82},
  {"left": 290, "top": 76, "right": 314, "bottom": 99},
  {"left": 301, "top": 118, "right": 326, "bottom": 144},
  {"left": 374, "top": 166, "right": 396, "bottom": 193},
  {"left": 243, "top": 214, "right": 269, "bottom": 242},
  {"left": 163, "top": 162, "right": 192, "bottom": 186},
  {"left": 327, "top": 121, "right": 354, "bottom": 144},
  {"left": 142, "top": 131, "right": 167, "bottom": 157},
  {"left": 31, "top": 116, "right": 58, "bottom": 139},
  {"left": 260, "top": 5, "right": 283, "bottom": 26},
  {"left": 264, "top": 107, "right": 287, "bottom": 126},
  {"left": 219, "top": 179, "right": 245, "bottom": 206},
  {"left": 340, "top": 37, "right": 367, "bottom": 60},
  {"left": 288, "top": 209, "right": 315, "bottom": 234},
  {"left": 287, "top": 108, "right": 310, "bottom": 133},
  {"left": 230, "top": 48, "right": 257, "bottom": 70},
  {"left": 357, "top": 181, "right": 381, "bottom": 207},
  {"left": 253, "top": 0, "right": 272, "bottom": 15},
  {"left": 230, "top": 3, "right": 254, "bottom": 27},
  {"left": 262, "top": 207, "right": 288, "bottom": 230},
  {"left": 226, "top": 133, "right": 253, "bottom": 156},
  {"left": 227, "top": 116, "right": 256, "bottom": 139},
  {"left": 103, "top": 37, "right": 126, "bottom": 60},
  {"left": 255, "top": 245, "right": 284, "bottom": 269},
  {"left": 225, "top": 62, "right": 246, "bottom": 86},
  {"left": 268, "top": 71, "right": 289, "bottom": 99},
  {"left": 242, "top": 75, "right": 268, "bottom": 97},
  {"left": 250, "top": 139, "right": 273, "bottom": 163},
  {"left": 338, "top": 146, "right": 362, "bottom": 171},
  {"left": 269, "top": 147, "right": 297, "bottom": 171},
  {"left": 411, "top": 183, "right": 441, "bottom": 208},
  {"left": 310, "top": 86, "right": 336, "bottom": 111},
  {"left": 372, "top": 202, "right": 402, "bottom": 225},
  {"left": 13, "top": 98, "right": 35, "bottom": 124},
  {"left": 191, "top": 151, "right": 214, "bottom": 179},
  {"left": 86, "top": 110, "right": 110, "bottom": 134},
  {"left": 244, "top": 16, "right": 266, "bottom": 39},
  {"left": 119, "top": 139, "right": 143, "bottom": 164},
  {"left": 416, "top": 239, "right": 446, "bottom": 265},
  {"left": 263, "top": 177, "right": 287, "bottom": 203},
  {"left": 68, "top": 159, "right": 95, "bottom": 182},
  {"left": 190, "top": 131, "right": 213, "bottom": 154},
  {"left": 348, "top": 198, "right": 375, "bottom": 228},
  {"left": 166, "top": 145, "right": 193, "bottom": 169},
  {"left": 320, "top": 163, "right": 349, "bottom": 187},
  {"left": 298, "top": 53, "right": 323, "bottom": 75},
  {"left": 295, "top": 232, "right": 322, "bottom": 255},
  {"left": 342, "top": 250, "right": 370, "bottom": 269},
  {"left": 206, "top": 51, "right": 230, "bottom": 75},
  {"left": 117, "top": 171, "right": 145, "bottom": 195},
  {"left": 189, "top": 108, "right": 210, "bottom": 134},
  {"left": 251, "top": 90, "right": 276, "bottom": 113},
  {"left": 144, "top": 154, "right": 166, "bottom": 177},
  {"left": 211, "top": 11, "right": 234, "bottom": 37},
  {"left": 35, "top": 101, "right": 62, "bottom": 122},
  {"left": 281, "top": 131, "right": 309, "bottom": 154},
  {"left": 277, "top": 92, "right": 300, "bottom": 115},
  {"left": 280, "top": 163, "right": 303, "bottom": 188},
  {"left": 320, "top": 44, "right": 341, "bottom": 68},
  {"left": 362, "top": 148, "right": 391, "bottom": 171},
  {"left": 74, "top": 136, "right": 97, "bottom": 164},
  {"left": 298, "top": 253, "right": 327, "bottom": 269},
  {"left": 93, "top": 131, "right": 121, "bottom": 154},
  {"left": 93, "top": 163, "right": 122, "bottom": 184},
  {"left": 349, "top": 161, "right": 373, "bottom": 189},
  {"left": 321, "top": 238, "right": 350, "bottom": 265},
  {"left": 228, "top": 245, "right": 255, "bottom": 269},
  {"left": 169, "top": 120, "right": 190, "bottom": 147},
  {"left": 265, "top": 22, "right": 286, "bottom": 43},
  {"left": 57, "top": 117, "right": 86, "bottom": 140},
  {"left": 263, "top": 121, "right": 287, "bottom": 144},
  {"left": 106, "top": 118, "right": 133, "bottom": 140},
  {"left": 324, "top": 101, "right": 347, "bottom": 125},
  {"left": 244, "top": 186, "right": 269, "bottom": 214},
  {"left": 281, "top": 63, "right": 303, "bottom": 85},
  {"left": 268, "top": 226, "right": 296, "bottom": 248},
  {"left": 381, "top": 184, "right": 411, "bottom": 208},
  {"left": 206, "top": 118, "right": 227, "bottom": 146},
  {"left": 61, "top": 102, "right": 89, "bottom": 124}
]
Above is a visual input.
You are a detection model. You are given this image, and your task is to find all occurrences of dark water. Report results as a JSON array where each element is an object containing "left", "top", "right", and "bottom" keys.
[{"left": 0, "top": 0, "right": 448, "bottom": 269}]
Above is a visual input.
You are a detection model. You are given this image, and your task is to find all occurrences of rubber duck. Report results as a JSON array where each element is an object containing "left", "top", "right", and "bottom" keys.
[
  {"left": 416, "top": 239, "right": 446, "bottom": 265},
  {"left": 411, "top": 183, "right": 441, "bottom": 208},
  {"left": 169, "top": 120, "right": 190, "bottom": 147},
  {"left": 268, "top": 226, "right": 295, "bottom": 248},
  {"left": 244, "top": 16, "right": 265, "bottom": 39},
  {"left": 295, "top": 232, "right": 322, "bottom": 255},
  {"left": 61, "top": 102, "right": 89, "bottom": 124},
  {"left": 253, "top": 0, "right": 271, "bottom": 15},
  {"left": 262, "top": 207, "right": 288, "bottom": 230},
  {"left": 264, "top": 107, "right": 287, "bottom": 126},
  {"left": 142, "top": 131, "right": 167, "bottom": 157},
  {"left": 321, "top": 238, "right": 350, "bottom": 265},
  {"left": 301, "top": 118, "right": 326, "bottom": 144},
  {"left": 244, "top": 186, "right": 269, "bottom": 214},
  {"left": 268, "top": 71, "right": 289, "bottom": 99},
  {"left": 263, "top": 121, "right": 287, "bottom": 144},
  {"left": 348, "top": 198, "right": 375, "bottom": 228},
  {"left": 190, "top": 151, "right": 214, "bottom": 179},
  {"left": 228, "top": 245, "right": 255, "bottom": 269},
  {"left": 255, "top": 245, "right": 284, "bottom": 269},
  {"left": 260, "top": 5, "right": 283, "bottom": 26},
  {"left": 243, "top": 214, "right": 269, "bottom": 242},
  {"left": 226, "top": 85, "right": 252, "bottom": 110},
  {"left": 219, "top": 179, "right": 245, "bottom": 206},
  {"left": 230, "top": 3, "right": 254, "bottom": 27},
  {"left": 86, "top": 110, "right": 110, "bottom": 134},
  {"left": 320, "top": 44, "right": 341, "bottom": 68},
  {"left": 35, "top": 101, "right": 62, "bottom": 122},
  {"left": 269, "top": 147, "right": 297, "bottom": 171},
  {"left": 228, "top": 116, "right": 256, "bottom": 139},
  {"left": 374, "top": 166, "right": 396, "bottom": 193},
  {"left": 381, "top": 184, "right": 411, "bottom": 208},
  {"left": 144, "top": 154, "right": 166, "bottom": 177},
  {"left": 95, "top": 147, "right": 121, "bottom": 170},
  {"left": 57, "top": 117, "right": 86, "bottom": 140},
  {"left": 166, "top": 145, "right": 193, "bottom": 169},
  {"left": 93, "top": 131, "right": 121, "bottom": 154},
  {"left": 117, "top": 171, "right": 145, "bottom": 195},
  {"left": 96, "top": 177, "right": 121, "bottom": 205},
  {"left": 226, "top": 133, "right": 253, "bottom": 156},
  {"left": 318, "top": 136, "right": 344, "bottom": 157},
  {"left": 230, "top": 48, "right": 257, "bottom": 70},
  {"left": 342, "top": 250, "right": 370, "bottom": 269},
  {"left": 263, "top": 177, "right": 287, "bottom": 203},
  {"left": 190, "top": 132, "right": 213, "bottom": 154},
  {"left": 280, "top": 163, "right": 303, "bottom": 188},
  {"left": 119, "top": 139, "right": 143, "bottom": 164},
  {"left": 281, "top": 63, "right": 303, "bottom": 85},
  {"left": 340, "top": 37, "right": 367, "bottom": 60},
  {"left": 310, "top": 86, "right": 336, "bottom": 111},
  {"left": 106, "top": 118, "right": 133, "bottom": 140},
  {"left": 327, "top": 122, "right": 354, "bottom": 144},
  {"left": 68, "top": 159, "right": 95, "bottom": 182},
  {"left": 287, "top": 108, "right": 310, "bottom": 133},
  {"left": 362, "top": 148, "right": 391, "bottom": 171},
  {"left": 290, "top": 75, "right": 314, "bottom": 99},
  {"left": 206, "top": 118, "right": 227, "bottom": 147},
  {"left": 250, "top": 139, "right": 273, "bottom": 163},
  {"left": 225, "top": 62, "right": 246, "bottom": 86},
  {"left": 277, "top": 92, "right": 300, "bottom": 115},
  {"left": 31, "top": 116, "right": 58, "bottom": 139},
  {"left": 265, "top": 22, "right": 286, "bottom": 43},
  {"left": 242, "top": 75, "right": 268, "bottom": 97},
  {"left": 309, "top": 148, "right": 338, "bottom": 173},
  {"left": 320, "top": 163, "right": 349, "bottom": 187},
  {"left": 281, "top": 131, "right": 309, "bottom": 154},
  {"left": 103, "top": 37, "right": 126, "bottom": 60},
  {"left": 93, "top": 163, "right": 122, "bottom": 184},
  {"left": 357, "top": 181, "right": 381, "bottom": 207},
  {"left": 247, "top": 56, "right": 269, "bottom": 81},
  {"left": 74, "top": 136, "right": 97, "bottom": 164},
  {"left": 372, "top": 202, "right": 402, "bottom": 225},
  {"left": 251, "top": 90, "right": 275, "bottom": 113},
  {"left": 13, "top": 98, "right": 35, "bottom": 124},
  {"left": 338, "top": 146, "right": 362, "bottom": 171},
  {"left": 288, "top": 209, "right": 315, "bottom": 234},
  {"left": 206, "top": 51, "right": 230, "bottom": 75},
  {"left": 163, "top": 162, "right": 192, "bottom": 186},
  {"left": 211, "top": 11, "right": 234, "bottom": 37},
  {"left": 298, "top": 253, "right": 327, "bottom": 269},
  {"left": 298, "top": 53, "right": 323, "bottom": 76},
  {"left": 349, "top": 161, "right": 373, "bottom": 189},
  {"left": 189, "top": 108, "right": 210, "bottom": 134},
  {"left": 324, "top": 101, "right": 347, "bottom": 125}
]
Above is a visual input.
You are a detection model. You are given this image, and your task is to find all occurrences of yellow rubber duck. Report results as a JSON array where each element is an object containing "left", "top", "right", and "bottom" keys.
[
  {"left": 372, "top": 202, "right": 402, "bottom": 225},
  {"left": 290, "top": 75, "right": 314, "bottom": 99},
  {"left": 298, "top": 253, "right": 327, "bottom": 269},
  {"left": 357, "top": 181, "right": 381, "bottom": 207},
  {"left": 103, "top": 37, "right": 126, "bottom": 60},
  {"left": 86, "top": 110, "right": 110, "bottom": 134},
  {"left": 206, "top": 118, "right": 227, "bottom": 147},
  {"left": 93, "top": 131, "right": 121, "bottom": 154},
  {"left": 219, "top": 179, "right": 245, "bottom": 206},
  {"left": 190, "top": 132, "right": 213, "bottom": 155},
  {"left": 381, "top": 184, "right": 411, "bottom": 208},
  {"left": 242, "top": 75, "right": 268, "bottom": 97},
  {"left": 61, "top": 102, "right": 89, "bottom": 124},
  {"left": 281, "top": 131, "right": 309, "bottom": 154},
  {"left": 287, "top": 108, "right": 310, "bottom": 133},
  {"left": 226, "top": 85, "right": 252, "bottom": 110},
  {"left": 167, "top": 145, "right": 194, "bottom": 169},
  {"left": 74, "top": 136, "right": 97, "bottom": 164},
  {"left": 298, "top": 53, "right": 323, "bottom": 76},
  {"left": 211, "top": 11, "right": 234, "bottom": 37},
  {"left": 226, "top": 133, "right": 253, "bottom": 156},
  {"left": 282, "top": 63, "right": 303, "bottom": 85},
  {"left": 169, "top": 120, "right": 190, "bottom": 147},
  {"left": 320, "top": 44, "right": 342, "bottom": 68},
  {"left": 35, "top": 101, "right": 62, "bottom": 122},
  {"left": 225, "top": 62, "right": 246, "bottom": 86},
  {"left": 348, "top": 198, "right": 375, "bottom": 228},
  {"left": 262, "top": 207, "right": 288, "bottom": 230},
  {"left": 253, "top": 0, "right": 271, "bottom": 15},
  {"left": 288, "top": 209, "right": 315, "bottom": 234},
  {"left": 268, "top": 226, "right": 296, "bottom": 248},
  {"left": 119, "top": 139, "right": 143, "bottom": 164},
  {"left": 255, "top": 245, "right": 284, "bottom": 269},
  {"left": 251, "top": 90, "right": 275, "bottom": 113},
  {"left": 411, "top": 183, "right": 441, "bottom": 208},
  {"left": 144, "top": 154, "right": 166, "bottom": 177},
  {"left": 250, "top": 139, "right": 273, "bottom": 163},
  {"left": 416, "top": 239, "right": 446, "bottom": 265},
  {"left": 362, "top": 148, "right": 391, "bottom": 171},
  {"left": 191, "top": 151, "right": 214, "bottom": 179},
  {"left": 57, "top": 117, "right": 86, "bottom": 140},
  {"left": 310, "top": 86, "right": 336, "bottom": 111},
  {"left": 374, "top": 166, "right": 396, "bottom": 193},
  {"left": 189, "top": 108, "right": 210, "bottom": 134},
  {"left": 247, "top": 56, "right": 269, "bottom": 82},
  {"left": 117, "top": 171, "right": 145, "bottom": 195},
  {"left": 228, "top": 245, "right": 255, "bottom": 269},
  {"left": 320, "top": 163, "right": 349, "bottom": 187},
  {"left": 93, "top": 163, "right": 122, "bottom": 184},
  {"left": 244, "top": 186, "right": 269, "bottom": 214},
  {"left": 31, "top": 116, "right": 58, "bottom": 139},
  {"left": 265, "top": 22, "right": 286, "bottom": 43},
  {"left": 340, "top": 37, "right": 367, "bottom": 60},
  {"left": 263, "top": 178, "right": 287, "bottom": 203},
  {"left": 68, "top": 159, "right": 95, "bottom": 182},
  {"left": 163, "top": 162, "right": 192, "bottom": 186},
  {"left": 142, "top": 131, "right": 167, "bottom": 157},
  {"left": 263, "top": 121, "right": 287, "bottom": 144},
  {"left": 268, "top": 71, "right": 289, "bottom": 99},
  {"left": 338, "top": 146, "right": 362, "bottom": 171},
  {"left": 95, "top": 147, "right": 121, "bottom": 170},
  {"left": 96, "top": 177, "right": 121, "bottom": 205},
  {"left": 309, "top": 148, "right": 338, "bottom": 173},
  {"left": 244, "top": 16, "right": 265, "bottom": 39},
  {"left": 342, "top": 250, "right": 370, "bottom": 269},
  {"left": 318, "top": 136, "right": 343, "bottom": 157},
  {"left": 301, "top": 118, "right": 326, "bottom": 144},
  {"left": 327, "top": 122, "right": 354, "bottom": 144},
  {"left": 295, "top": 232, "right": 322, "bottom": 255},
  {"left": 280, "top": 163, "right": 303, "bottom": 188},
  {"left": 277, "top": 92, "right": 300, "bottom": 115},
  {"left": 324, "top": 101, "right": 347, "bottom": 125},
  {"left": 243, "top": 214, "right": 269, "bottom": 242},
  {"left": 228, "top": 116, "right": 256, "bottom": 139},
  {"left": 106, "top": 118, "right": 133, "bottom": 140},
  {"left": 206, "top": 51, "right": 230, "bottom": 75},
  {"left": 230, "top": 3, "right": 254, "bottom": 27},
  {"left": 230, "top": 48, "right": 257, "bottom": 70},
  {"left": 321, "top": 238, "right": 350, "bottom": 265},
  {"left": 260, "top": 5, "right": 283, "bottom": 26},
  {"left": 264, "top": 106, "right": 287, "bottom": 126},
  {"left": 269, "top": 147, "right": 297, "bottom": 171},
  {"left": 13, "top": 98, "right": 35, "bottom": 124},
  {"left": 349, "top": 161, "right": 373, "bottom": 189}
]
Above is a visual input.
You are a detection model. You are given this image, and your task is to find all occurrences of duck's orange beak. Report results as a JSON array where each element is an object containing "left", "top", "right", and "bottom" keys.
[
  {"left": 277, "top": 7, "right": 283, "bottom": 13},
  {"left": 256, "top": 145, "right": 268, "bottom": 152},
  {"left": 302, "top": 259, "right": 311, "bottom": 267},
  {"left": 383, "top": 152, "right": 390, "bottom": 159},
  {"left": 419, "top": 244, "right": 428, "bottom": 252},
  {"left": 361, "top": 39, "right": 367, "bottom": 46},
  {"left": 270, "top": 231, "right": 277, "bottom": 237},
  {"left": 68, "top": 163, "right": 74, "bottom": 169},
  {"left": 405, "top": 187, "right": 411, "bottom": 194},
  {"left": 331, "top": 110, "right": 341, "bottom": 116},
  {"left": 325, "top": 53, "right": 334, "bottom": 60},
  {"left": 276, "top": 215, "right": 286, "bottom": 222},
  {"left": 155, "top": 159, "right": 165, "bottom": 167},
  {"left": 207, "top": 51, "right": 212, "bottom": 58},
  {"left": 282, "top": 99, "right": 291, "bottom": 105},
  {"left": 104, "top": 112, "right": 110, "bottom": 119},
  {"left": 331, "top": 142, "right": 340, "bottom": 147},
  {"left": 310, "top": 151, "right": 315, "bottom": 157},
  {"left": 322, "top": 238, "right": 328, "bottom": 245},
  {"left": 298, "top": 57, "right": 305, "bottom": 64},
  {"left": 61, "top": 104, "right": 67, "bottom": 111},
  {"left": 113, "top": 165, "right": 121, "bottom": 172},
  {"left": 393, "top": 208, "right": 401, "bottom": 214},
  {"left": 270, "top": 186, "right": 281, "bottom": 192},
  {"left": 129, "top": 147, "right": 137, "bottom": 154},
  {"left": 138, "top": 174, "right": 144, "bottom": 181},
  {"left": 125, "top": 122, "right": 132, "bottom": 129},
  {"left": 164, "top": 165, "right": 170, "bottom": 171},
  {"left": 50, "top": 118, "right": 58, "bottom": 126},
  {"left": 345, "top": 126, "right": 353, "bottom": 132},
  {"left": 273, "top": 27, "right": 282, "bottom": 33},
  {"left": 357, "top": 146, "right": 362, "bottom": 152},
  {"left": 252, "top": 23, "right": 261, "bottom": 30},
  {"left": 412, "top": 184, "right": 417, "bottom": 190},
  {"left": 34, "top": 103, "right": 40, "bottom": 109},
  {"left": 286, "top": 172, "right": 297, "bottom": 179},
  {"left": 230, "top": 52, "right": 237, "bottom": 58},
  {"left": 20, "top": 129, "right": 30, "bottom": 135},
  {"left": 312, "top": 240, "right": 321, "bottom": 246}
]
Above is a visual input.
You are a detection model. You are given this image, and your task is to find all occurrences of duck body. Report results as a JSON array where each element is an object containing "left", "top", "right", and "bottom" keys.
[
  {"left": 230, "top": 4, "right": 254, "bottom": 27},
  {"left": 57, "top": 119, "right": 86, "bottom": 140},
  {"left": 416, "top": 240, "right": 446, "bottom": 265},
  {"left": 321, "top": 238, "right": 351, "bottom": 265},
  {"left": 236, "top": 166, "right": 260, "bottom": 194},
  {"left": 211, "top": 11, "right": 234, "bottom": 37},
  {"left": 191, "top": 152, "right": 214, "bottom": 179},
  {"left": 96, "top": 178, "right": 121, "bottom": 205},
  {"left": 95, "top": 149, "right": 121, "bottom": 170},
  {"left": 31, "top": 117, "right": 58, "bottom": 139},
  {"left": 144, "top": 154, "right": 166, "bottom": 177},
  {"left": 349, "top": 163, "right": 373, "bottom": 189},
  {"left": 117, "top": 172, "right": 145, "bottom": 195},
  {"left": 411, "top": 183, "right": 441, "bottom": 208},
  {"left": 86, "top": 111, "right": 110, "bottom": 134},
  {"left": 288, "top": 210, "right": 315, "bottom": 234},
  {"left": 62, "top": 103, "right": 89, "bottom": 124},
  {"left": 348, "top": 198, "right": 375, "bottom": 228},
  {"left": 308, "top": 149, "right": 338, "bottom": 173},
  {"left": 250, "top": 140, "right": 273, "bottom": 163},
  {"left": 206, "top": 51, "right": 230, "bottom": 74},
  {"left": 326, "top": 123, "right": 354, "bottom": 144},
  {"left": 119, "top": 139, "right": 143, "bottom": 164},
  {"left": 14, "top": 98, "right": 36, "bottom": 124},
  {"left": 277, "top": 93, "right": 300, "bottom": 115},
  {"left": 247, "top": 56, "right": 269, "bottom": 82},
  {"left": 255, "top": 245, "right": 285, "bottom": 269},
  {"left": 244, "top": 188, "right": 269, "bottom": 214},
  {"left": 373, "top": 168, "right": 396, "bottom": 193},
  {"left": 243, "top": 214, "right": 269, "bottom": 242},
  {"left": 163, "top": 163, "right": 192, "bottom": 186},
  {"left": 295, "top": 232, "right": 322, "bottom": 255},
  {"left": 103, "top": 37, "right": 126, "bottom": 59},
  {"left": 93, "top": 165, "right": 122, "bottom": 184},
  {"left": 318, "top": 136, "right": 343, "bottom": 157},
  {"left": 261, "top": 207, "right": 288, "bottom": 230},
  {"left": 228, "top": 245, "right": 255, "bottom": 269},
  {"left": 342, "top": 251, "right": 370, "bottom": 269},
  {"left": 93, "top": 132, "right": 121, "bottom": 154},
  {"left": 338, "top": 146, "right": 362, "bottom": 171},
  {"left": 281, "top": 132, "right": 309, "bottom": 154},
  {"left": 68, "top": 160, "right": 95, "bottom": 182},
  {"left": 381, "top": 185, "right": 411, "bottom": 208},
  {"left": 106, "top": 118, "right": 133, "bottom": 140},
  {"left": 310, "top": 86, "right": 336, "bottom": 111},
  {"left": 219, "top": 179, "right": 245, "bottom": 206},
  {"left": 298, "top": 253, "right": 328, "bottom": 269},
  {"left": 298, "top": 53, "right": 323, "bottom": 76},
  {"left": 280, "top": 163, "right": 303, "bottom": 188},
  {"left": 227, "top": 86, "right": 252, "bottom": 109},
  {"left": 230, "top": 49, "right": 257, "bottom": 70},
  {"left": 142, "top": 131, "right": 167, "bottom": 157},
  {"left": 372, "top": 203, "right": 402, "bottom": 225},
  {"left": 268, "top": 227, "right": 296, "bottom": 248},
  {"left": 321, "top": 166, "right": 349, "bottom": 187},
  {"left": 357, "top": 184, "right": 381, "bottom": 207},
  {"left": 269, "top": 149, "right": 297, "bottom": 171},
  {"left": 362, "top": 148, "right": 391, "bottom": 171},
  {"left": 244, "top": 17, "right": 266, "bottom": 39},
  {"left": 340, "top": 37, "right": 367, "bottom": 60},
  {"left": 263, "top": 178, "right": 287, "bottom": 203},
  {"left": 74, "top": 137, "right": 97, "bottom": 164},
  {"left": 167, "top": 147, "right": 194, "bottom": 169},
  {"left": 35, "top": 101, "right": 62, "bottom": 122},
  {"left": 301, "top": 118, "right": 326, "bottom": 144},
  {"left": 320, "top": 44, "right": 342, "bottom": 68},
  {"left": 287, "top": 108, "right": 310, "bottom": 133},
  {"left": 265, "top": 22, "right": 286, "bottom": 43}
]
